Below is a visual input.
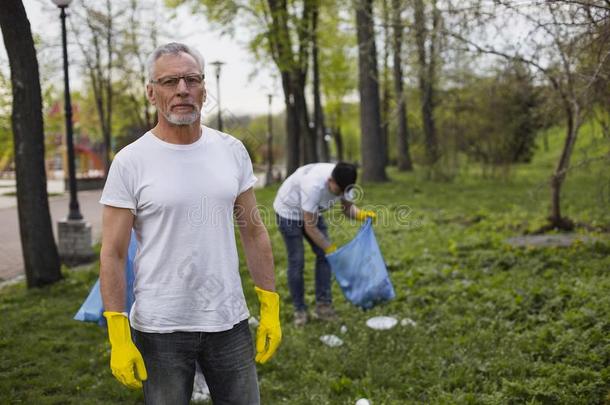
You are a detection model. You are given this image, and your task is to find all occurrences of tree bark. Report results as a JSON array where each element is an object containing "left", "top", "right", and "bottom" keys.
[
  {"left": 312, "top": 1, "right": 329, "bottom": 162},
  {"left": 355, "top": 0, "right": 388, "bottom": 182},
  {"left": 334, "top": 124, "right": 344, "bottom": 162},
  {"left": 392, "top": 0, "right": 413, "bottom": 171},
  {"left": 414, "top": 0, "right": 439, "bottom": 166},
  {"left": 295, "top": 70, "right": 316, "bottom": 164},
  {"left": 380, "top": 0, "right": 390, "bottom": 167},
  {"left": 280, "top": 71, "right": 300, "bottom": 176},
  {"left": 549, "top": 103, "right": 579, "bottom": 230},
  {"left": 74, "top": 3, "right": 114, "bottom": 175},
  {"left": 104, "top": 0, "right": 113, "bottom": 174},
  {"left": 0, "top": 0, "right": 62, "bottom": 287},
  {"left": 267, "top": 0, "right": 314, "bottom": 175}
]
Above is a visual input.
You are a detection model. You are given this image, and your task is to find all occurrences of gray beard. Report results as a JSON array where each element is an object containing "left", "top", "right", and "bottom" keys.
[{"left": 163, "top": 110, "right": 200, "bottom": 126}]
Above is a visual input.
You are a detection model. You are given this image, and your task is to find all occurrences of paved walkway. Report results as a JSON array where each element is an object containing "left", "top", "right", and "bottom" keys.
[
  {"left": 0, "top": 190, "right": 103, "bottom": 282},
  {"left": 0, "top": 173, "right": 269, "bottom": 284}
]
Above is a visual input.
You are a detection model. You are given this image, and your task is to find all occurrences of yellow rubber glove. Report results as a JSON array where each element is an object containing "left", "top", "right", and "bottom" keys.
[
  {"left": 324, "top": 243, "right": 337, "bottom": 255},
  {"left": 355, "top": 209, "right": 376, "bottom": 222},
  {"left": 254, "top": 287, "right": 282, "bottom": 364},
  {"left": 103, "top": 311, "right": 147, "bottom": 389}
]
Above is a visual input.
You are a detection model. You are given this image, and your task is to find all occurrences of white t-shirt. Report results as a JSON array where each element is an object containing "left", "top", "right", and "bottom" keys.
[
  {"left": 273, "top": 163, "right": 346, "bottom": 220},
  {"left": 100, "top": 127, "right": 257, "bottom": 333}
]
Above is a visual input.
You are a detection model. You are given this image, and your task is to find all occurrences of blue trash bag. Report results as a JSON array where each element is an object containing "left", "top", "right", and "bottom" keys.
[
  {"left": 73, "top": 231, "right": 137, "bottom": 325},
  {"left": 326, "top": 218, "right": 395, "bottom": 309}
]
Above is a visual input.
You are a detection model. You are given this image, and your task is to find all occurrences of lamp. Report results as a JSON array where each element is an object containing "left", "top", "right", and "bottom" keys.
[
  {"left": 210, "top": 60, "right": 225, "bottom": 132},
  {"left": 52, "top": 0, "right": 93, "bottom": 266}
]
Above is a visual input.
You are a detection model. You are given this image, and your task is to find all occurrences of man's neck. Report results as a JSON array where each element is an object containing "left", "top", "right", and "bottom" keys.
[{"left": 151, "top": 120, "right": 201, "bottom": 145}]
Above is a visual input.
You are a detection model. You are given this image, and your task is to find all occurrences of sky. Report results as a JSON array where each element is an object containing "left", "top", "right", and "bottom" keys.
[{"left": 1, "top": 0, "right": 284, "bottom": 117}]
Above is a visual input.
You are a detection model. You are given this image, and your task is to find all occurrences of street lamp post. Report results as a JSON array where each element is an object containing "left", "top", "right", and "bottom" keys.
[
  {"left": 52, "top": 0, "right": 93, "bottom": 265},
  {"left": 53, "top": 0, "right": 82, "bottom": 220},
  {"left": 265, "top": 94, "right": 274, "bottom": 186},
  {"left": 210, "top": 61, "right": 225, "bottom": 132}
]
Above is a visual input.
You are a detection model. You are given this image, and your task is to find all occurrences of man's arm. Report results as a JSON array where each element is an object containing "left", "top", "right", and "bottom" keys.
[
  {"left": 341, "top": 199, "right": 376, "bottom": 221},
  {"left": 303, "top": 210, "right": 333, "bottom": 251},
  {"left": 234, "top": 187, "right": 275, "bottom": 291},
  {"left": 99, "top": 205, "right": 134, "bottom": 312},
  {"left": 235, "top": 187, "right": 281, "bottom": 364},
  {"left": 98, "top": 205, "right": 147, "bottom": 388},
  {"left": 341, "top": 200, "right": 357, "bottom": 219}
]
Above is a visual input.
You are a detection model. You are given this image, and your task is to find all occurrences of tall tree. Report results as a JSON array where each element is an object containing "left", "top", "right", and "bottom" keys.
[
  {"left": 391, "top": 0, "right": 413, "bottom": 171},
  {"left": 266, "top": 0, "right": 317, "bottom": 170},
  {"left": 319, "top": 1, "right": 357, "bottom": 163},
  {"left": 449, "top": 1, "right": 610, "bottom": 230},
  {"left": 71, "top": 0, "right": 115, "bottom": 174},
  {"left": 0, "top": 0, "right": 62, "bottom": 287},
  {"left": 355, "top": 0, "right": 388, "bottom": 181},
  {"left": 380, "top": 0, "right": 390, "bottom": 167},
  {"left": 311, "top": 0, "right": 329, "bottom": 162},
  {"left": 413, "top": 0, "right": 440, "bottom": 167},
  {"left": 116, "top": 0, "right": 159, "bottom": 132},
  {"left": 169, "top": 0, "right": 318, "bottom": 175}
]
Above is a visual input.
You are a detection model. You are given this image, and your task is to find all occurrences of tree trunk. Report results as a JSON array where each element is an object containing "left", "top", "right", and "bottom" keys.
[
  {"left": 414, "top": 0, "right": 439, "bottom": 166},
  {"left": 281, "top": 72, "right": 300, "bottom": 176},
  {"left": 104, "top": 0, "right": 113, "bottom": 174},
  {"left": 0, "top": 0, "right": 62, "bottom": 287},
  {"left": 265, "top": 95, "right": 274, "bottom": 186},
  {"left": 334, "top": 124, "right": 344, "bottom": 162},
  {"left": 267, "top": 0, "right": 312, "bottom": 175},
  {"left": 380, "top": 0, "right": 390, "bottom": 167},
  {"left": 312, "top": 2, "right": 329, "bottom": 162},
  {"left": 392, "top": 0, "right": 413, "bottom": 171},
  {"left": 549, "top": 104, "right": 579, "bottom": 230},
  {"left": 295, "top": 71, "right": 316, "bottom": 164},
  {"left": 355, "top": 0, "right": 388, "bottom": 182}
]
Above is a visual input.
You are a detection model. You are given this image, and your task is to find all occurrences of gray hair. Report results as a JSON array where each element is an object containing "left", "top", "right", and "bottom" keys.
[{"left": 146, "top": 42, "right": 205, "bottom": 81}]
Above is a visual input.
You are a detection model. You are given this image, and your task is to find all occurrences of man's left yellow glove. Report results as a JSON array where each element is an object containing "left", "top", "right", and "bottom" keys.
[
  {"left": 355, "top": 209, "right": 376, "bottom": 222},
  {"left": 254, "top": 287, "right": 282, "bottom": 364}
]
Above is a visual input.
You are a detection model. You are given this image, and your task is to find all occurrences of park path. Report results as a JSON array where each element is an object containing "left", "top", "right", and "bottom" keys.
[
  {"left": 0, "top": 173, "right": 267, "bottom": 284},
  {"left": 0, "top": 190, "right": 103, "bottom": 282}
]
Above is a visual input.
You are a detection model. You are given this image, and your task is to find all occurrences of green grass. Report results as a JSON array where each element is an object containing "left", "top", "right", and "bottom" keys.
[{"left": 1, "top": 126, "right": 609, "bottom": 404}]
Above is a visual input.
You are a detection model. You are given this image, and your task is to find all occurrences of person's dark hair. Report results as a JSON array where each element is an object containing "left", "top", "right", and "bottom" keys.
[{"left": 331, "top": 162, "right": 357, "bottom": 191}]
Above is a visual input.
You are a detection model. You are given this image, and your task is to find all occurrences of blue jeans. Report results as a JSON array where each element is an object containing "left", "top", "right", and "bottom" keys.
[
  {"left": 276, "top": 214, "right": 332, "bottom": 311},
  {"left": 132, "top": 319, "right": 259, "bottom": 405}
]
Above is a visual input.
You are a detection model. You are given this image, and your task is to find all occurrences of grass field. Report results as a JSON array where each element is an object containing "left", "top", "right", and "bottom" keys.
[{"left": 0, "top": 126, "right": 609, "bottom": 404}]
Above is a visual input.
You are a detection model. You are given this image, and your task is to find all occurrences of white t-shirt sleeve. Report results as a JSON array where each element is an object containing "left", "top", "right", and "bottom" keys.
[
  {"left": 300, "top": 181, "right": 322, "bottom": 213},
  {"left": 236, "top": 142, "right": 258, "bottom": 194},
  {"left": 99, "top": 155, "right": 137, "bottom": 210}
]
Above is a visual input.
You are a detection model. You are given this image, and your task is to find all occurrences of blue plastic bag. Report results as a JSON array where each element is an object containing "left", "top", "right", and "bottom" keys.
[
  {"left": 73, "top": 231, "right": 137, "bottom": 325},
  {"left": 326, "top": 218, "right": 395, "bottom": 309}
]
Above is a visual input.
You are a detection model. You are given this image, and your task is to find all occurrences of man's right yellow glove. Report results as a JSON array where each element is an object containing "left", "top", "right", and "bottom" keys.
[
  {"left": 355, "top": 209, "right": 376, "bottom": 222},
  {"left": 103, "top": 311, "right": 147, "bottom": 389}
]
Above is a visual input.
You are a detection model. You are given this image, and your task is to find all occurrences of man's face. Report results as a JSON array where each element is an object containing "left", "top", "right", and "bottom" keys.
[{"left": 146, "top": 52, "right": 206, "bottom": 126}]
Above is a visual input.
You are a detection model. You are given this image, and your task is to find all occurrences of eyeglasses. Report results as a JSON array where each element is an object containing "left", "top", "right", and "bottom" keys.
[{"left": 150, "top": 74, "right": 205, "bottom": 88}]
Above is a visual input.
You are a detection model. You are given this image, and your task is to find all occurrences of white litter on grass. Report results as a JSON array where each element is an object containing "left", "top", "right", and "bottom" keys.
[
  {"left": 340, "top": 325, "right": 348, "bottom": 334},
  {"left": 248, "top": 316, "right": 259, "bottom": 327},
  {"left": 400, "top": 318, "right": 417, "bottom": 327},
  {"left": 366, "top": 316, "right": 398, "bottom": 330},
  {"left": 355, "top": 399, "right": 371, "bottom": 405},
  {"left": 320, "top": 334, "right": 344, "bottom": 347}
]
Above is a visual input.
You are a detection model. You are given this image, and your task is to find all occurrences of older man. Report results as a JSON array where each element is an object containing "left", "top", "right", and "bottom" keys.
[{"left": 99, "top": 42, "right": 281, "bottom": 405}]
